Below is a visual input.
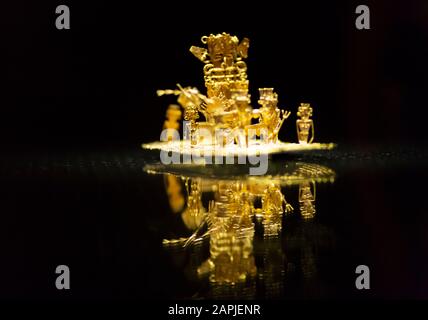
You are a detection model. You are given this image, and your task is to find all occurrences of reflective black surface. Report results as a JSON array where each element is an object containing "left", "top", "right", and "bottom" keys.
[{"left": 1, "top": 146, "right": 427, "bottom": 300}]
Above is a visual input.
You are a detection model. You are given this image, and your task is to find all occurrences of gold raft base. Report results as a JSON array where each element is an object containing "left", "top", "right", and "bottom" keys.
[{"left": 142, "top": 140, "right": 336, "bottom": 158}]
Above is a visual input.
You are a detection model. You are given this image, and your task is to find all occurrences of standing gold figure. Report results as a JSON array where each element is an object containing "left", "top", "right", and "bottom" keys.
[
  {"left": 157, "top": 85, "right": 206, "bottom": 145},
  {"left": 296, "top": 103, "right": 314, "bottom": 144},
  {"left": 163, "top": 104, "right": 182, "bottom": 141}
]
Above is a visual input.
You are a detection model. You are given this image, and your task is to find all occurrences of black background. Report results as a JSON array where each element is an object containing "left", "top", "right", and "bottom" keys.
[{"left": 2, "top": 0, "right": 428, "bottom": 150}]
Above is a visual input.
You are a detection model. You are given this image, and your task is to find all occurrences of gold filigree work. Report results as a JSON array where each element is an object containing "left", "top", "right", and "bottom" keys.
[{"left": 143, "top": 33, "right": 335, "bottom": 155}]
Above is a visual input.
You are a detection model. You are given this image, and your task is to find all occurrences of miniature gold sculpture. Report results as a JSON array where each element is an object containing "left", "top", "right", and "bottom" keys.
[
  {"left": 296, "top": 103, "right": 315, "bottom": 144},
  {"left": 163, "top": 104, "right": 182, "bottom": 142},
  {"left": 143, "top": 33, "right": 335, "bottom": 157}
]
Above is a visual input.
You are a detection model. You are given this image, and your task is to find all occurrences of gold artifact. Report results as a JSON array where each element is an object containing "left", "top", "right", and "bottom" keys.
[
  {"left": 296, "top": 103, "right": 315, "bottom": 144},
  {"left": 163, "top": 104, "right": 182, "bottom": 142},
  {"left": 143, "top": 33, "right": 335, "bottom": 156}
]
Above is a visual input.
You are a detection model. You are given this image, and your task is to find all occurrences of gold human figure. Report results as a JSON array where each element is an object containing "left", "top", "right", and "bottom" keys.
[
  {"left": 157, "top": 85, "right": 206, "bottom": 145},
  {"left": 296, "top": 103, "right": 314, "bottom": 144},
  {"left": 190, "top": 32, "right": 250, "bottom": 99},
  {"left": 162, "top": 104, "right": 182, "bottom": 141},
  {"left": 231, "top": 89, "right": 253, "bottom": 128},
  {"left": 249, "top": 88, "right": 291, "bottom": 143}
]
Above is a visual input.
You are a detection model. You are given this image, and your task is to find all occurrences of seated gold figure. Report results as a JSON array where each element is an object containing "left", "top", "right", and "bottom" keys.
[
  {"left": 190, "top": 32, "right": 250, "bottom": 99},
  {"left": 249, "top": 88, "right": 291, "bottom": 144}
]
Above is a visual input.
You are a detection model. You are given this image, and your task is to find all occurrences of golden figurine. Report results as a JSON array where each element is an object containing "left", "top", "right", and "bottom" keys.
[
  {"left": 250, "top": 88, "right": 291, "bottom": 144},
  {"left": 163, "top": 104, "right": 182, "bottom": 141},
  {"left": 143, "top": 33, "right": 335, "bottom": 157},
  {"left": 157, "top": 85, "right": 206, "bottom": 146},
  {"left": 296, "top": 103, "right": 315, "bottom": 144},
  {"left": 190, "top": 32, "right": 250, "bottom": 99}
]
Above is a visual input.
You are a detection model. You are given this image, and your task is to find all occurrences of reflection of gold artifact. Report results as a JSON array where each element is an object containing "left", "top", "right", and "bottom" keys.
[
  {"left": 296, "top": 103, "right": 314, "bottom": 144},
  {"left": 143, "top": 33, "right": 335, "bottom": 156},
  {"left": 146, "top": 162, "right": 335, "bottom": 297},
  {"left": 181, "top": 179, "right": 206, "bottom": 230},
  {"left": 299, "top": 180, "right": 316, "bottom": 219},
  {"left": 164, "top": 174, "right": 185, "bottom": 213}
]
